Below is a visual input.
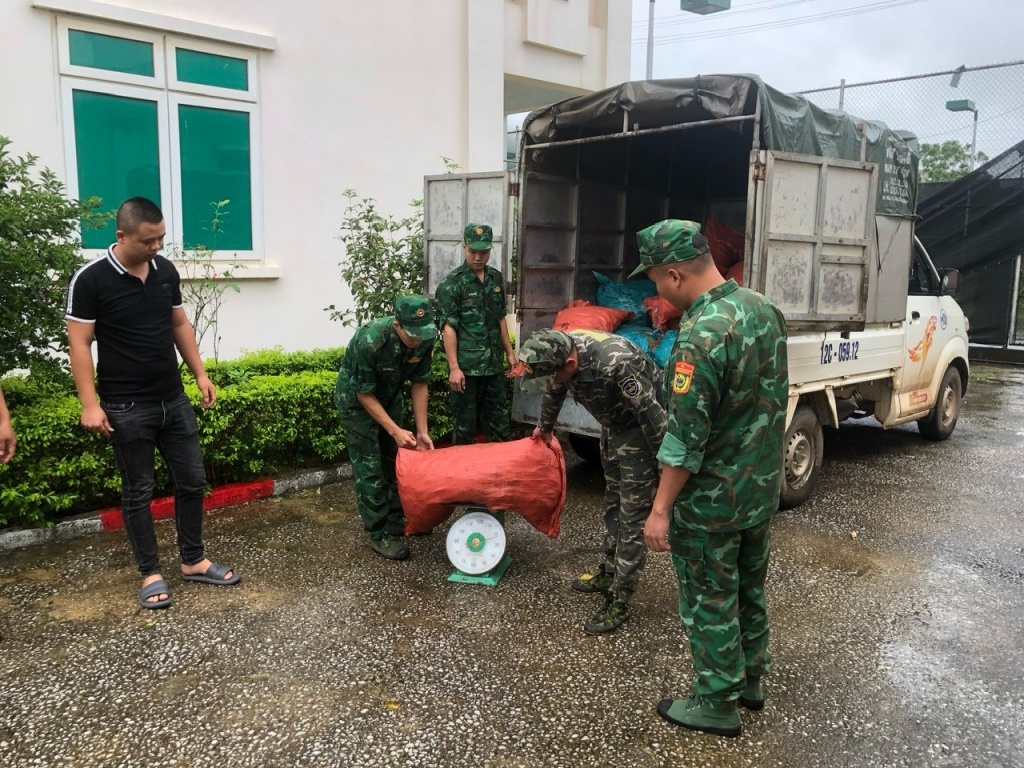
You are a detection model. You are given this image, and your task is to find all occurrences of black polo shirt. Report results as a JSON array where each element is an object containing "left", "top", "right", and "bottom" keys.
[{"left": 65, "top": 246, "right": 185, "bottom": 402}]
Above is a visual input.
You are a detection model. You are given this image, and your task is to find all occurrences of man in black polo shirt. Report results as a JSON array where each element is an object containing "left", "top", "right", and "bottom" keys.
[{"left": 66, "top": 197, "right": 239, "bottom": 610}]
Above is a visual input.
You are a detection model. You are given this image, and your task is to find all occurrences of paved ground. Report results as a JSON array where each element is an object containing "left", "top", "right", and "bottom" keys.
[{"left": 1, "top": 363, "right": 1022, "bottom": 768}]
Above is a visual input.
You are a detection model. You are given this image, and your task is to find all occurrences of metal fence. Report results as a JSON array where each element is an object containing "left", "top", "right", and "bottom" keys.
[{"left": 800, "top": 61, "right": 1024, "bottom": 173}]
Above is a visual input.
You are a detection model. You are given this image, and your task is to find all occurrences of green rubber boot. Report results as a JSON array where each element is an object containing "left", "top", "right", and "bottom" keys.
[
  {"left": 369, "top": 534, "right": 410, "bottom": 561},
  {"left": 571, "top": 563, "right": 613, "bottom": 595},
  {"left": 583, "top": 599, "right": 631, "bottom": 634},
  {"left": 656, "top": 695, "right": 741, "bottom": 738},
  {"left": 739, "top": 676, "right": 764, "bottom": 710},
  {"left": 384, "top": 517, "right": 408, "bottom": 537}
]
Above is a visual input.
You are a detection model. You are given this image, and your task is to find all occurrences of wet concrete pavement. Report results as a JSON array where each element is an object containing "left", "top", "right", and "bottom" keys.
[{"left": 1, "top": 363, "right": 1022, "bottom": 768}]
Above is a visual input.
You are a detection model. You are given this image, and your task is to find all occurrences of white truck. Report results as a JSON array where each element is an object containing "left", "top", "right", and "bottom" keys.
[{"left": 423, "top": 75, "right": 969, "bottom": 507}]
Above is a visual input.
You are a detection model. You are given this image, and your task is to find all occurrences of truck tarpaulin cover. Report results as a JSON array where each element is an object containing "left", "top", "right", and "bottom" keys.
[
  {"left": 522, "top": 74, "right": 919, "bottom": 218},
  {"left": 396, "top": 437, "right": 567, "bottom": 538}
]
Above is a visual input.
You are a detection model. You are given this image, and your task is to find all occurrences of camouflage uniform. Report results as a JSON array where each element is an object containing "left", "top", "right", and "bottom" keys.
[
  {"left": 646, "top": 221, "right": 788, "bottom": 703},
  {"left": 528, "top": 330, "right": 667, "bottom": 604},
  {"left": 335, "top": 302, "right": 435, "bottom": 541},
  {"left": 434, "top": 224, "right": 511, "bottom": 444}
]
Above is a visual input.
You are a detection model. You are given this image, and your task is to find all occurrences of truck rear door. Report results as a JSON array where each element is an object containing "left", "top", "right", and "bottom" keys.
[
  {"left": 752, "top": 151, "right": 879, "bottom": 332},
  {"left": 423, "top": 172, "right": 513, "bottom": 297}
]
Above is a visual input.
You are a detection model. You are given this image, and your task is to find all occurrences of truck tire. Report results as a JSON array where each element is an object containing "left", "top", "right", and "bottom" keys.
[
  {"left": 568, "top": 434, "right": 603, "bottom": 468},
  {"left": 780, "top": 405, "right": 823, "bottom": 510},
  {"left": 918, "top": 365, "right": 962, "bottom": 441}
]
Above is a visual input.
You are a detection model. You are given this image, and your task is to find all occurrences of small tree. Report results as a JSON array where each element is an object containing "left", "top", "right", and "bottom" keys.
[
  {"left": 0, "top": 136, "right": 105, "bottom": 376},
  {"left": 920, "top": 141, "right": 989, "bottom": 182},
  {"left": 167, "top": 200, "right": 243, "bottom": 363},
  {"left": 326, "top": 189, "right": 424, "bottom": 328}
]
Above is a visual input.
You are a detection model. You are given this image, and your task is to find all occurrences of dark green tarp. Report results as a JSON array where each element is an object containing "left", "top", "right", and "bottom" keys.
[{"left": 522, "top": 74, "right": 919, "bottom": 218}]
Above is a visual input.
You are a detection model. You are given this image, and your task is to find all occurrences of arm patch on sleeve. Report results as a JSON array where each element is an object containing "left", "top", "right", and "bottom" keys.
[
  {"left": 672, "top": 361, "right": 695, "bottom": 395},
  {"left": 620, "top": 375, "right": 641, "bottom": 398}
]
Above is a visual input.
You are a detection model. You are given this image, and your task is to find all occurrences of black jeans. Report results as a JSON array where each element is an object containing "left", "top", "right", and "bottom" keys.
[{"left": 102, "top": 392, "right": 206, "bottom": 577}]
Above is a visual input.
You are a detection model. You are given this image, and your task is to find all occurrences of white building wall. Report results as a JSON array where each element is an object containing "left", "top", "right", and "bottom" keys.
[{"left": 0, "top": 0, "right": 629, "bottom": 360}]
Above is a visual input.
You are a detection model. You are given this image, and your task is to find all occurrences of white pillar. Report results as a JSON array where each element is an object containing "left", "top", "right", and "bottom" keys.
[{"left": 465, "top": 0, "right": 505, "bottom": 172}]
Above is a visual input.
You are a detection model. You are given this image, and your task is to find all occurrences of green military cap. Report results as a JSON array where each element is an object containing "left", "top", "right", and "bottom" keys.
[
  {"left": 628, "top": 219, "right": 710, "bottom": 278},
  {"left": 463, "top": 223, "right": 494, "bottom": 252},
  {"left": 517, "top": 329, "right": 573, "bottom": 394},
  {"left": 394, "top": 295, "right": 438, "bottom": 342}
]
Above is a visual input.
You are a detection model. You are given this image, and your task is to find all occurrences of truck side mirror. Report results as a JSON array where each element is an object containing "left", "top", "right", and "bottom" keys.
[{"left": 940, "top": 268, "right": 960, "bottom": 297}]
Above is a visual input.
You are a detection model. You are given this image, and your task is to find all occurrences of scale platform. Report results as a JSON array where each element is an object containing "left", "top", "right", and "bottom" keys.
[{"left": 446, "top": 509, "right": 510, "bottom": 586}]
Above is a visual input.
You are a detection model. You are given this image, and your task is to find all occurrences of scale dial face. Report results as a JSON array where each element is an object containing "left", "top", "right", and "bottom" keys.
[{"left": 446, "top": 511, "right": 507, "bottom": 575}]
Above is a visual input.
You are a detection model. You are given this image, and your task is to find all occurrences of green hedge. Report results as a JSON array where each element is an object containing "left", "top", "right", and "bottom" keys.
[{"left": 0, "top": 345, "right": 513, "bottom": 529}]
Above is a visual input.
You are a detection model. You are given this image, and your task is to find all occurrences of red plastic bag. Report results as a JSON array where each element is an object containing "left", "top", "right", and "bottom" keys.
[
  {"left": 704, "top": 215, "right": 745, "bottom": 276},
  {"left": 553, "top": 299, "right": 632, "bottom": 333},
  {"left": 725, "top": 259, "right": 744, "bottom": 286},
  {"left": 396, "top": 437, "right": 566, "bottom": 538},
  {"left": 642, "top": 295, "right": 682, "bottom": 331}
]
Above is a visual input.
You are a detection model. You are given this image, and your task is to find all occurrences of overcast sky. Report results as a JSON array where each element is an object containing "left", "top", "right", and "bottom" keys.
[{"left": 628, "top": 0, "right": 1023, "bottom": 158}]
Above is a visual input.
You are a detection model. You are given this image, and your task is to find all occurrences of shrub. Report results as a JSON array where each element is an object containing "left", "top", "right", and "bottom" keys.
[
  {"left": 0, "top": 136, "right": 106, "bottom": 377},
  {"left": 206, "top": 347, "right": 346, "bottom": 386},
  {"left": 0, "top": 345, "right": 516, "bottom": 529}
]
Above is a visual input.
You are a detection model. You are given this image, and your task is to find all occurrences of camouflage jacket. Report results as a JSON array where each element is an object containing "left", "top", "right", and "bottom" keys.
[
  {"left": 658, "top": 280, "right": 789, "bottom": 532},
  {"left": 434, "top": 262, "right": 507, "bottom": 376},
  {"left": 335, "top": 317, "right": 434, "bottom": 415},
  {"left": 541, "top": 330, "right": 666, "bottom": 452}
]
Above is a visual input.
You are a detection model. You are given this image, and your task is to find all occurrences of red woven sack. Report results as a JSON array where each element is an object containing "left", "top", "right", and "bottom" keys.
[
  {"left": 725, "top": 259, "right": 744, "bottom": 286},
  {"left": 396, "top": 437, "right": 567, "bottom": 538},
  {"left": 553, "top": 299, "right": 632, "bottom": 333},
  {"left": 704, "top": 215, "right": 745, "bottom": 276},
  {"left": 642, "top": 295, "right": 682, "bottom": 331}
]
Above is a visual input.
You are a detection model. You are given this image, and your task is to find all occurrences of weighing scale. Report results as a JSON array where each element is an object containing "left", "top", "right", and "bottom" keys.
[{"left": 445, "top": 508, "right": 511, "bottom": 586}]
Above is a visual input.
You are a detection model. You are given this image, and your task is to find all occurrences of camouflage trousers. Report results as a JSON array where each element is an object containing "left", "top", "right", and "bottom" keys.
[
  {"left": 450, "top": 374, "right": 511, "bottom": 445},
  {"left": 341, "top": 404, "right": 405, "bottom": 539},
  {"left": 670, "top": 518, "right": 773, "bottom": 701},
  {"left": 600, "top": 425, "right": 659, "bottom": 603}
]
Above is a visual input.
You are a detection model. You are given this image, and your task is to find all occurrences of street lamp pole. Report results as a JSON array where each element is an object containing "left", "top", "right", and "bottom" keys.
[
  {"left": 646, "top": 0, "right": 655, "bottom": 80},
  {"left": 946, "top": 99, "right": 979, "bottom": 173},
  {"left": 969, "top": 108, "right": 979, "bottom": 171}
]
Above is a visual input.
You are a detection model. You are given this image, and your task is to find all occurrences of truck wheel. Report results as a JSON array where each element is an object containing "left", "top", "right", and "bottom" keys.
[
  {"left": 780, "top": 405, "right": 823, "bottom": 510},
  {"left": 918, "top": 366, "right": 962, "bottom": 441},
  {"left": 568, "top": 434, "right": 603, "bottom": 468}
]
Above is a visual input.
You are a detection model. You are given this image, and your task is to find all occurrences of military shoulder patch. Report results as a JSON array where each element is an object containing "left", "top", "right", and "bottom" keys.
[
  {"left": 620, "top": 375, "right": 641, "bottom": 398},
  {"left": 672, "top": 361, "right": 695, "bottom": 395}
]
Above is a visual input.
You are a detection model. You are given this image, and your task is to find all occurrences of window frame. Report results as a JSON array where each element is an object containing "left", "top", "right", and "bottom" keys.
[
  {"left": 168, "top": 92, "right": 264, "bottom": 257},
  {"left": 57, "top": 19, "right": 262, "bottom": 262},
  {"left": 60, "top": 78, "right": 175, "bottom": 254},
  {"left": 166, "top": 35, "right": 259, "bottom": 102},
  {"left": 57, "top": 17, "right": 166, "bottom": 88}
]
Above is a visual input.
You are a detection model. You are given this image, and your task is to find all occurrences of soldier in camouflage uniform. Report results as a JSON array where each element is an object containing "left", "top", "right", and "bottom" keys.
[
  {"left": 335, "top": 296, "right": 438, "bottom": 561},
  {"left": 517, "top": 328, "right": 666, "bottom": 634},
  {"left": 634, "top": 220, "right": 789, "bottom": 738},
  {"left": 435, "top": 224, "right": 517, "bottom": 444}
]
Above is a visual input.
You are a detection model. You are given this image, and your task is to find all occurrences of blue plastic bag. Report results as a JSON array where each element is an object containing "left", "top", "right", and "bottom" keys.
[
  {"left": 615, "top": 322, "right": 660, "bottom": 363},
  {"left": 654, "top": 330, "right": 678, "bottom": 368},
  {"left": 594, "top": 272, "right": 657, "bottom": 326}
]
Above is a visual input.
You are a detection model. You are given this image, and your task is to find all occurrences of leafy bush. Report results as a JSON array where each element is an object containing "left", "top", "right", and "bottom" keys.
[
  {"left": 0, "top": 136, "right": 105, "bottom": 376},
  {"left": 326, "top": 189, "right": 425, "bottom": 329},
  {"left": 206, "top": 347, "right": 346, "bottom": 387},
  {"left": 0, "top": 348, "right": 348, "bottom": 528},
  {"left": 0, "top": 344, "right": 517, "bottom": 529}
]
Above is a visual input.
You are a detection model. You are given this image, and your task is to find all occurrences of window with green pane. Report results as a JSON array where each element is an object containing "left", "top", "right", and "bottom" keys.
[
  {"left": 178, "top": 105, "right": 253, "bottom": 250},
  {"left": 176, "top": 48, "right": 248, "bottom": 91},
  {"left": 68, "top": 29, "right": 154, "bottom": 76},
  {"left": 72, "top": 90, "right": 161, "bottom": 248}
]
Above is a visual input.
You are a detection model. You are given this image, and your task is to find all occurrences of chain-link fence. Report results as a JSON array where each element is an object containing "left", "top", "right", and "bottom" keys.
[{"left": 800, "top": 61, "right": 1024, "bottom": 178}]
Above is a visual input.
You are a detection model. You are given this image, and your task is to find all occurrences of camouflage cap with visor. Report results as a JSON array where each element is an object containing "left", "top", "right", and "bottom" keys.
[
  {"left": 463, "top": 223, "right": 494, "bottom": 252},
  {"left": 628, "top": 219, "right": 710, "bottom": 278},
  {"left": 394, "top": 295, "right": 438, "bottom": 343},
  {"left": 516, "top": 329, "right": 573, "bottom": 394}
]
